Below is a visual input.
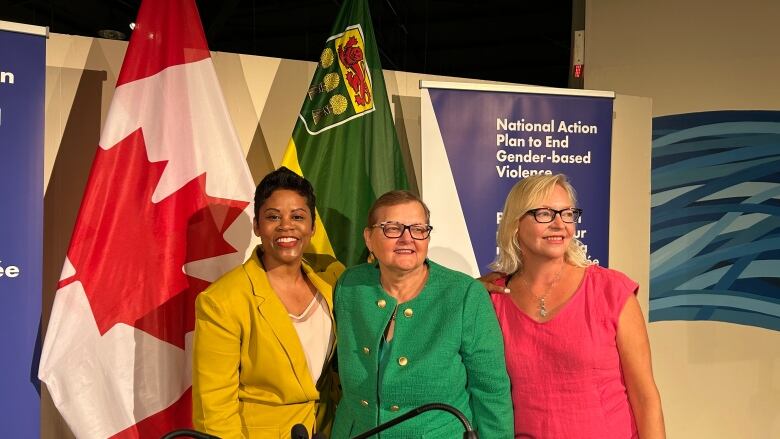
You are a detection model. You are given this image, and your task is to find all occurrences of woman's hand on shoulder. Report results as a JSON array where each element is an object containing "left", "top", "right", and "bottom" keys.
[{"left": 477, "top": 272, "right": 510, "bottom": 294}]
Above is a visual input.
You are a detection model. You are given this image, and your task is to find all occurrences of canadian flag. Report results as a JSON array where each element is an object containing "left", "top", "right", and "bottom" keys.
[{"left": 38, "top": 0, "right": 255, "bottom": 437}]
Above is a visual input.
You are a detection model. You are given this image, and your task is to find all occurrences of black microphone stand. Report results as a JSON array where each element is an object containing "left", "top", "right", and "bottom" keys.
[
  {"left": 350, "top": 403, "right": 478, "bottom": 439},
  {"left": 160, "top": 429, "right": 221, "bottom": 439}
]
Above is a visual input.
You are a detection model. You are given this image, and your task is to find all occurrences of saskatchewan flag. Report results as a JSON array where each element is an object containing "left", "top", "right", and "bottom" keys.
[{"left": 282, "top": 0, "right": 408, "bottom": 267}]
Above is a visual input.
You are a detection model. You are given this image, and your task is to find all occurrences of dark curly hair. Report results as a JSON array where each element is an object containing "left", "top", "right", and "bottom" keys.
[{"left": 253, "top": 167, "right": 316, "bottom": 225}]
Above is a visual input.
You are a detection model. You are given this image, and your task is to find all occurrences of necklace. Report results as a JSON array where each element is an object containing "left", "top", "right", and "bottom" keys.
[{"left": 519, "top": 266, "right": 563, "bottom": 318}]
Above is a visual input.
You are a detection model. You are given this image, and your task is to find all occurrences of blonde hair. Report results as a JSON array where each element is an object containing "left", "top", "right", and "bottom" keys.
[{"left": 490, "top": 174, "right": 590, "bottom": 274}]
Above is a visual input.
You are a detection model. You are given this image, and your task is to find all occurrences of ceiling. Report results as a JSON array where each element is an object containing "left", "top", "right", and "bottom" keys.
[{"left": 0, "top": 0, "right": 574, "bottom": 87}]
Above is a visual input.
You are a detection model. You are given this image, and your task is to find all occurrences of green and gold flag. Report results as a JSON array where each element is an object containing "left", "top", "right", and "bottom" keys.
[{"left": 282, "top": 0, "right": 408, "bottom": 267}]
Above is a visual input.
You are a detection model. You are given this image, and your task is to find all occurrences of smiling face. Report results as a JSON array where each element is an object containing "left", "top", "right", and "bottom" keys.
[
  {"left": 515, "top": 184, "right": 576, "bottom": 263},
  {"left": 364, "top": 201, "right": 430, "bottom": 275},
  {"left": 254, "top": 189, "right": 314, "bottom": 268}
]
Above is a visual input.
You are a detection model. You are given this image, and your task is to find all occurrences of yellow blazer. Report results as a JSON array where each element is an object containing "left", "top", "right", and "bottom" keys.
[{"left": 193, "top": 246, "right": 343, "bottom": 438}]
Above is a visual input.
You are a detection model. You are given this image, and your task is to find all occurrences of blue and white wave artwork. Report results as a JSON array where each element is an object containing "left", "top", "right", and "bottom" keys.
[{"left": 650, "top": 111, "right": 780, "bottom": 332}]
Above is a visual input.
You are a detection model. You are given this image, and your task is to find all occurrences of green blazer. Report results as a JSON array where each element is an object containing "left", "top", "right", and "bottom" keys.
[
  {"left": 193, "top": 246, "right": 344, "bottom": 438},
  {"left": 332, "top": 260, "right": 513, "bottom": 439}
]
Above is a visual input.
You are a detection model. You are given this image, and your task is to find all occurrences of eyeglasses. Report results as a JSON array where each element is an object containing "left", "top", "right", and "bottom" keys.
[
  {"left": 525, "top": 208, "right": 582, "bottom": 224},
  {"left": 371, "top": 222, "right": 433, "bottom": 240}
]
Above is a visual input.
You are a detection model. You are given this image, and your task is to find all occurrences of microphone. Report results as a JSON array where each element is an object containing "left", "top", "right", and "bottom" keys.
[
  {"left": 160, "top": 429, "right": 221, "bottom": 439},
  {"left": 291, "top": 423, "right": 310, "bottom": 439},
  {"left": 350, "top": 403, "right": 478, "bottom": 439},
  {"left": 291, "top": 423, "right": 330, "bottom": 439}
]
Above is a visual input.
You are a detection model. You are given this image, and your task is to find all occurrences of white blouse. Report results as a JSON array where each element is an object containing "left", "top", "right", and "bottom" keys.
[{"left": 288, "top": 292, "right": 334, "bottom": 384}]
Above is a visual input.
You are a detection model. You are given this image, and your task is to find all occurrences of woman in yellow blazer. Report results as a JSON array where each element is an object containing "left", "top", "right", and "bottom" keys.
[{"left": 193, "top": 167, "right": 344, "bottom": 438}]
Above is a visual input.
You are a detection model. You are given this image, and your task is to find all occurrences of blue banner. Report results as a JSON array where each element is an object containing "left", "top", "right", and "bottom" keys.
[
  {"left": 421, "top": 84, "right": 613, "bottom": 275},
  {"left": 0, "top": 21, "right": 46, "bottom": 437}
]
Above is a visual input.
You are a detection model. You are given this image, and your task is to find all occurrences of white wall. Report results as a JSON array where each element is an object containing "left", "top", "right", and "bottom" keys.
[{"left": 586, "top": 1, "right": 780, "bottom": 437}]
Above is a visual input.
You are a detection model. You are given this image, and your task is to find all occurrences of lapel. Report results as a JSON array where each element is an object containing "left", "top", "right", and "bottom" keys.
[
  {"left": 302, "top": 263, "right": 335, "bottom": 320},
  {"left": 243, "top": 248, "right": 334, "bottom": 400},
  {"left": 302, "top": 261, "right": 336, "bottom": 364}
]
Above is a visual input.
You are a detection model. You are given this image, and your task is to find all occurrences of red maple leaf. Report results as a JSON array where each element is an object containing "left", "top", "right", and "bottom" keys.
[{"left": 61, "top": 128, "right": 248, "bottom": 348}]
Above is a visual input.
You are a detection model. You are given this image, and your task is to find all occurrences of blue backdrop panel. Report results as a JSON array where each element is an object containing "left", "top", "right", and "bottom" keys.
[
  {"left": 650, "top": 111, "right": 780, "bottom": 332},
  {"left": 429, "top": 88, "right": 613, "bottom": 273},
  {"left": 0, "top": 24, "right": 45, "bottom": 437}
]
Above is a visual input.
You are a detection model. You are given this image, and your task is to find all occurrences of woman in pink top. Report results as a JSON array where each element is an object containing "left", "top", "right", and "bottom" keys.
[{"left": 488, "top": 174, "right": 665, "bottom": 438}]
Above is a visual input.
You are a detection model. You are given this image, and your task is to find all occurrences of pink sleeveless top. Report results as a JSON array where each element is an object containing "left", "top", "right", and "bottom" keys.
[{"left": 491, "top": 264, "right": 639, "bottom": 439}]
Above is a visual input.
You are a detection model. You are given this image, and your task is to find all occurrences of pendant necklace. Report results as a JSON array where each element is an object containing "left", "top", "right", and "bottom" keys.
[{"left": 520, "top": 266, "right": 563, "bottom": 318}]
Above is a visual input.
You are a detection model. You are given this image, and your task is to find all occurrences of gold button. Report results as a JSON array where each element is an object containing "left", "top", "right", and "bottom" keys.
[
  {"left": 390, "top": 405, "right": 400, "bottom": 412},
  {"left": 377, "top": 299, "right": 387, "bottom": 308},
  {"left": 362, "top": 346, "right": 370, "bottom": 354},
  {"left": 403, "top": 308, "right": 413, "bottom": 318},
  {"left": 398, "top": 356, "right": 408, "bottom": 366},
  {"left": 360, "top": 399, "right": 369, "bottom": 407}
]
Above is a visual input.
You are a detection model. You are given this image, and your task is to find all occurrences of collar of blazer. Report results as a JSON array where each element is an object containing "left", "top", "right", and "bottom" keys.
[{"left": 242, "top": 246, "right": 335, "bottom": 398}]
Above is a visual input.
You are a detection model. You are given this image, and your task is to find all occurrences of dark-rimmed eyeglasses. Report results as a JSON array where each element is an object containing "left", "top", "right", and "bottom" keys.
[
  {"left": 525, "top": 208, "right": 582, "bottom": 224},
  {"left": 371, "top": 222, "right": 433, "bottom": 240}
]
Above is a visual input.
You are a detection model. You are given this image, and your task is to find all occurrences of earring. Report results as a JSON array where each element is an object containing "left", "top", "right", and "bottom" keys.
[{"left": 367, "top": 251, "right": 376, "bottom": 264}]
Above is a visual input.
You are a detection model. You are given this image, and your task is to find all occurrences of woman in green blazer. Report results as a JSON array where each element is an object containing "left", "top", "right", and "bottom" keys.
[
  {"left": 332, "top": 190, "right": 513, "bottom": 439},
  {"left": 193, "top": 168, "right": 343, "bottom": 438}
]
